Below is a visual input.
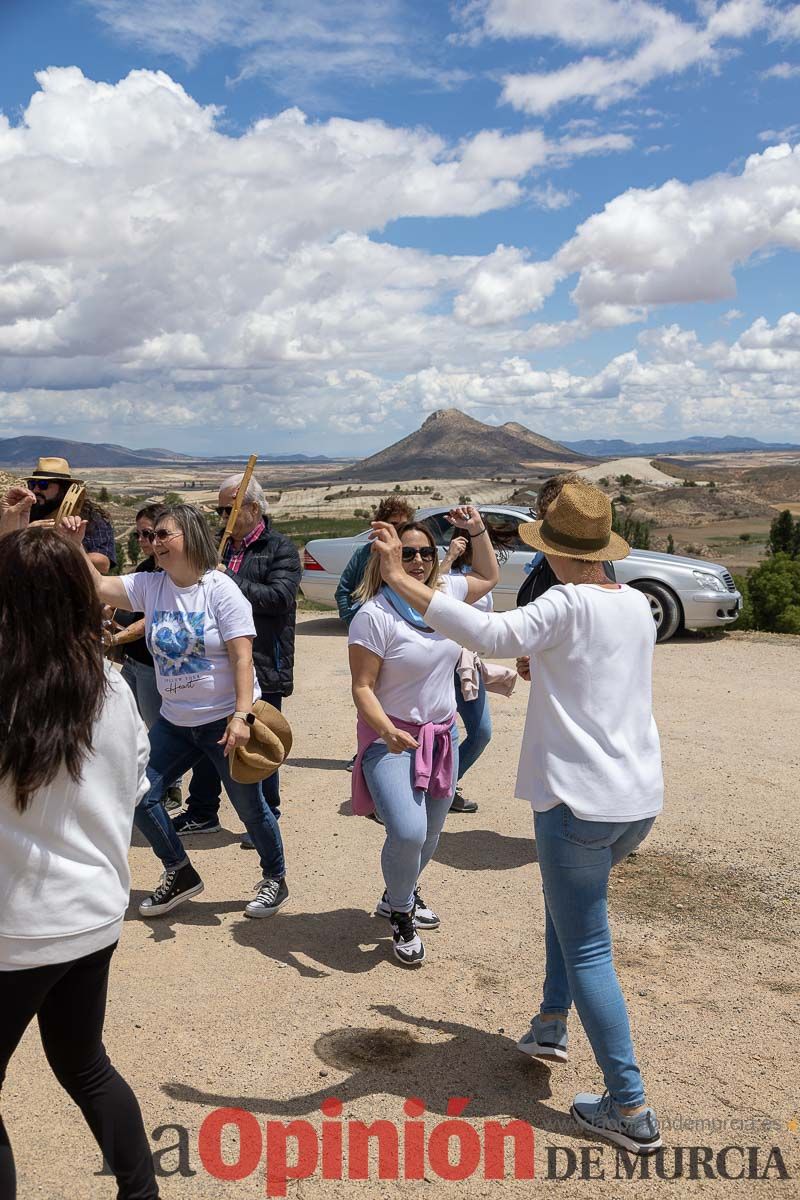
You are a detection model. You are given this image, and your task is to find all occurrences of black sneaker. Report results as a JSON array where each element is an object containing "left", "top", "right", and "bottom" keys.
[
  {"left": 244, "top": 876, "right": 289, "bottom": 918},
  {"left": 375, "top": 888, "right": 440, "bottom": 929},
  {"left": 389, "top": 910, "right": 425, "bottom": 967},
  {"left": 449, "top": 787, "right": 478, "bottom": 814},
  {"left": 172, "top": 812, "right": 221, "bottom": 835},
  {"left": 138, "top": 863, "right": 204, "bottom": 917}
]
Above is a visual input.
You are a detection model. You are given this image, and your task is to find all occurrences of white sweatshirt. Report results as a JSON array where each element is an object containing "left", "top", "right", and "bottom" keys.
[
  {"left": 425, "top": 582, "right": 663, "bottom": 822},
  {"left": 0, "top": 666, "right": 150, "bottom": 969}
]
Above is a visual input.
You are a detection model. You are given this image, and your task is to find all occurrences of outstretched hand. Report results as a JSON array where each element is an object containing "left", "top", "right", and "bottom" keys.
[
  {"left": 58, "top": 515, "right": 88, "bottom": 547},
  {"left": 446, "top": 505, "right": 484, "bottom": 535},
  {"left": 0, "top": 485, "right": 36, "bottom": 536}
]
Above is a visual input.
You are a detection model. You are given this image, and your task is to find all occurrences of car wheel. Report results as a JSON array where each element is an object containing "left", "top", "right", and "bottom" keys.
[{"left": 631, "top": 581, "right": 682, "bottom": 643}]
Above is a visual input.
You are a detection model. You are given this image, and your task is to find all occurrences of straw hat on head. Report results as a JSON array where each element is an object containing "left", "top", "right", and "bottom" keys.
[
  {"left": 518, "top": 480, "right": 630, "bottom": 562},
  {"left": 30, "top": 456, "right": 75, "bottom": 481},
  {"left": 230, "top": 699, "right": 293, "bottom": 785}
]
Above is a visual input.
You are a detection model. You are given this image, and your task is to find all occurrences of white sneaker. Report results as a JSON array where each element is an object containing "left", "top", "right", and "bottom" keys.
[
  {"left": 375, "top": 887, "right": 440, "bottom": 929},
  {"left": 389, "top": 910, "right": 425, "bottom": 967},
  {"left": 244, "top": 877, "right": 289, "bottom": 918}
]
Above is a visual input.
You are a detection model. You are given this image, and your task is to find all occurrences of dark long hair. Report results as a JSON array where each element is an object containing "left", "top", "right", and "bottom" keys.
[{"left": 0, "top": 528, "right": 108, "bottom": 812}]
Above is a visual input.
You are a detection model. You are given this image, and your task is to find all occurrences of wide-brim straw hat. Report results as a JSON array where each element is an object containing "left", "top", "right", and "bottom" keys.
[
  {"left": 30, "top": 456, "right": 75, "bottom": 481},
  {"left": 230, "top": 700, "right": 293, "bottom": 785},
  {"left": 518, "top": 481, "right": 630, "bottom": 562}
]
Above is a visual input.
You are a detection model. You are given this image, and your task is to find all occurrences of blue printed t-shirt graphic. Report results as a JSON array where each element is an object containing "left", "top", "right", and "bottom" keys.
[{"left": 149, "top": 610, "right": 213, "bottom": 676}]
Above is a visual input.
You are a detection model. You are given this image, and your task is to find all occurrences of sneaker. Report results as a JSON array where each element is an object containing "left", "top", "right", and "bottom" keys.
[
  {"left": 138, "top": 863, "right": 204, "bottom": 917},
  {"left": 244, "top": 876, "right": 289, "bottom": 918},
  {"left": 449, "top": 787, "right": 478, "bottom": 814},
  {"left": 240, "top": 831, "right": 255, "bottom": 849},
  {"left": 164, "top": 785, "right": 183, "bottom": 812},
  {"left": 571, "top": 1091, "right": 662, "bottom": 1155},
  {"left": 375, "top": 888, "right": 440, "bottom": 929},
  {"left": 345, "top": 755, "right": 356, "bottom": 773},
  {"left": 389, "top": 910, "right": 425, "bottom": 967},
  {"left": 517, "top": 1014, "right": 569, "bottom": 1062},
  {"left": 172, "top": 812, "right": 221, "bottom": 835}
]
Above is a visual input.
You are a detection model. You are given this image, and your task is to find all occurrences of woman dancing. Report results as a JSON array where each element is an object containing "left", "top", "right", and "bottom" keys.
[{"left": 348, "top": 508, "right": 498, "bottom": 966}]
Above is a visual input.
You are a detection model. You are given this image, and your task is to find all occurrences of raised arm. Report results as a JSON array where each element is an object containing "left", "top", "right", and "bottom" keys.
[
  {"left": 60, "top": 518, "right": 131, "bottom": 608},
  {"left": 445, "top": 506, "right": 499, "bottom": 602},
  {"left": 371, "top": 521, "right": 568, "bottom": 659}
]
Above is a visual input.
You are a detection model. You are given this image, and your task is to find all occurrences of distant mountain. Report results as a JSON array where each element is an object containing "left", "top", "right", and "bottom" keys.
[
  {"left": 565, "top": 435, "right": 800, "bottom": 456},
  {"left": 0, "top": 436, "right": 337, "bottom": 468},
  {"left": 342, "top": 409, "right": 587, "bottom": 481}
]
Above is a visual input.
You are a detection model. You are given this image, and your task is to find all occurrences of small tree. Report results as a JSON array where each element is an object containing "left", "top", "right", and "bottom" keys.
[
  {"left": 110, "top": 539, "right": 127, "bottom": 576},
  {"left": 769, "top": 510, "right": 797, "bottom": 558},
  {"left": 458, "top": 494, "right": 472, "bottom": 504},
  {"left": 611, "top": 503, "right": 652, "bottom": 550},
  {"left": 747, "top": 554, "right": 800, "bottom": 631},
  {"left": 666, "top": 534, "right": 675, "bottom": 554},
  {"left": 98, "top": 486, "right": 110, "bottom": 503},
  {"left": 163, "top": 491, "right": 183, "bottom": 506},
  {"left": 127, "top": 529, "right": 141, "bottom": 565}
]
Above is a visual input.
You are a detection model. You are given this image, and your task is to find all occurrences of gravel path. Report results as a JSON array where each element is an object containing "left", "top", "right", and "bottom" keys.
[{"left": 7, "top": 622, "right": 799, "bottom": 1198}]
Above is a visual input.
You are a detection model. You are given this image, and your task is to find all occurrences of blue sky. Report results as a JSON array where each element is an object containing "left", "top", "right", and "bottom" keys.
[{"left": 0, "top": 0, "right": 799, "bottom": 455}]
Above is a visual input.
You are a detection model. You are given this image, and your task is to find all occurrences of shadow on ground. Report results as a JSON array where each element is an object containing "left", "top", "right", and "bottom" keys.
[
  {"left": 296, "top": 617, "right": 345, "bottom": 638},
  {"left": 162, "top": 1004, "right": 574, "bottom": 1132}
]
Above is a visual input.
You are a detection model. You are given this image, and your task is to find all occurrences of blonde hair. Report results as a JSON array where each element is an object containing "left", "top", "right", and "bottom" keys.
[{"left": 354, "top": 522, "right": 440, "bottom": 604}]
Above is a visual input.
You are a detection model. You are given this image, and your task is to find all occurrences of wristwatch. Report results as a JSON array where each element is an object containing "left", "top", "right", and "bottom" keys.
[{"left": 232, "top": 711, "right": 255, "bottom": 725}]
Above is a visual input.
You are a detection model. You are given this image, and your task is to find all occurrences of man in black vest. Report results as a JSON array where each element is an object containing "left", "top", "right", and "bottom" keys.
[{"left": 172, "top": 474, "right": 301, "bottom": 841}]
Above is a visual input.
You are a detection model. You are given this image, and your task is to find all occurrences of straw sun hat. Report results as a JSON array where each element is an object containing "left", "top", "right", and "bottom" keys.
[
  {"left": 230, "top": 700, "right": 293, "bottom": 785},
  {"left": 518, "top": 481, "right": 630, "bottom": 562}
]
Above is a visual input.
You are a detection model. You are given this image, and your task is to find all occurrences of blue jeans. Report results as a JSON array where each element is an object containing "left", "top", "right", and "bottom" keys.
[
  {"left": 455, "top": 671, "right": 492, "bottom": 781},
  {"left": 534, "top": 804, "right": 655, "bottom": 1107},
  {"left": 185, "top": 693, "right": 282, "bottom": 821},
  {"left": 362, "top": 726, "right": 458, "bottom": 914},
  {"left": 135, "top": 716, "right": 286, "bottom": 881},
  {"left": 120, "top": 658, "right": 161, "bottom": 730}
]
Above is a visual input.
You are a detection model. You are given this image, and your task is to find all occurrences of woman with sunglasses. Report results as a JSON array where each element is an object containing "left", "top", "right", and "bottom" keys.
[
  {"left": 79, "top": 503, "right": 288, "bottom": 920},
  {"left": 348, "top": 509, "right": 498, "bottom": 966}
]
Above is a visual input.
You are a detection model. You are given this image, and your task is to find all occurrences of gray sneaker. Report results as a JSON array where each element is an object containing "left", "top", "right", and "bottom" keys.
[
  {"left": 517, "top": 1013, "right": 568, "bottom": 1062},
  {"left": 244, "top": 876, "right": 288, "bottom": 918},
  {"left": 571, "top": 1091, "right": 662, "bottom": 1155}
]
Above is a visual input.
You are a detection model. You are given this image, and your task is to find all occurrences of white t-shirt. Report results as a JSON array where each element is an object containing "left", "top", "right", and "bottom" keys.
[
  {"left": 426, "top": 582, "right": 663, "bottom": 822},
  {"left": 349, "top": 574, "right": 469, "bottom": 724},
  {"left": 0, "top": 667, "right": 149, "bottom": 969},
  {"left": 121, "top": 569, "right": 260, "bottom": 726}
]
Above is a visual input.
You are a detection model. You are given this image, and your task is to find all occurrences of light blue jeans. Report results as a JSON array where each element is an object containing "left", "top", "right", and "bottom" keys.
[
  {"left": 362, "top": 726, "right": 458, "bottom": 914},
  {"left": 455, "top": 671, "right": 492, "bottom": 780},
  {"left": 534, "top": 803, "right": 656, "bottom": 1108}
]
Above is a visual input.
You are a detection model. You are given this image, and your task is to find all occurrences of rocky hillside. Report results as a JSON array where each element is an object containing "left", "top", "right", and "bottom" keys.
[{"left": 344, "top": 409, "right": 586, "bottom": 481}]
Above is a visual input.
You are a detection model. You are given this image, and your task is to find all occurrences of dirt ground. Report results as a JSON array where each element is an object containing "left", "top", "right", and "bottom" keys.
[{"left": 6, "top": 621, "right": 800, "bottom": 1198}]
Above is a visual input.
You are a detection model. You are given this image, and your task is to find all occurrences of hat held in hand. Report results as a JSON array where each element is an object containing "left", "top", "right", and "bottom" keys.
[
  {"left": 519, "top": 480, "right": 630, "bottom": 562},
  {"left": 230, "top": 700, "right": 293, "bottom": 784}
]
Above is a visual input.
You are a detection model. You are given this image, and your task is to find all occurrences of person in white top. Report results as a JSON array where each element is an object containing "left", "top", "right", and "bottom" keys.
[
  {"left": 348, "top": 509, "right": 499, "bottom": 966},
  {"left": 0, "top": 524, "right": 158, "bottom": 1199},
  {"left": 370, "top": 481, "right": 664, "bottom": 1156},
  {"left": 81, "top": 503, "right": 289, "bottom": 921}
]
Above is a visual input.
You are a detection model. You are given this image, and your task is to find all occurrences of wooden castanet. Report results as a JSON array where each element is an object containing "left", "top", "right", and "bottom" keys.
[
  {"left": 218, "top": 454, "right": 258, "bottom": 559},
  {"left": 54, "top": 483, "right": 86, "bottom": 526}
]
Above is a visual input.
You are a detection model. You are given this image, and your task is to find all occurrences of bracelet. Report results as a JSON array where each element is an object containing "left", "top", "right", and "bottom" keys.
[
  {"left": 232, "top": 711, "right": 250, "bottom": 722},
  {"left": 468, "top": 526, "right": 487, "bottom": 537}
]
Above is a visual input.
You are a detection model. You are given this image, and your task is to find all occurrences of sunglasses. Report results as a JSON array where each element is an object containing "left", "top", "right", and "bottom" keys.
[
  {"left": 401, "top": 546, "right": 436, "bottom": 562},
  {"left": 216, "top": 506, "right": 233, "bottom": 518},
  {"left": 27, "top": 479, "right": 58, "bottom": 491},
  {"left": 153, "top": 529, "right": 182, "bottom": 544},
  {"left": 136, "top": 529, "right": 155, "bottom": 542}
]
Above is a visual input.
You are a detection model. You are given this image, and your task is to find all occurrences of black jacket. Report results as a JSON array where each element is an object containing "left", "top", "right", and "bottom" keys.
[
  {"left": 516, "top": 554, "right": 616, "bottom": 606},
  {"left": 223, "top": 523, "right": 302, "bottom": 697}
]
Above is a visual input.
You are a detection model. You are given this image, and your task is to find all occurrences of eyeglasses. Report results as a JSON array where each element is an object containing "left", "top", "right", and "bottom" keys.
[
  {"left": 27, "top": 479, "right": 57, "bottom": 491},
  {"left": 136, "top": 529, "right": 155, "bottom": 542},
  {"left": 216, "top": 506, "right": 233, "bottom": 518},
  {"left": 153, "top": 529, "right": 182, "bottom": 544},
  {"left": 401, "top": 546, "right": 436, "bottom": 562}
]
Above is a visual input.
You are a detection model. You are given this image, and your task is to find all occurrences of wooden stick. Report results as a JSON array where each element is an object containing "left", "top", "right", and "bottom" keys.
[
  {"left": 54, "top": 483, "right": 86, "bottom": 527},
  {"left": 218, "top": 454, "right": 258, "bottom": 559}
]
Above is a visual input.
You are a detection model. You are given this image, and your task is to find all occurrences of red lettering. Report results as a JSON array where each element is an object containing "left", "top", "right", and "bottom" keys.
[
  {"left": 321, "top": 1098, "right": 343, "bottom": 1180},
  {"left": 198, "top": 1108, "right": 261, "bottom": 1181},
  {"left": 428, "top": 1119, "right": 481, "bottom": 1181},
  {"left": 484, "top": 1119, "right": 535, "bottom": 1180},
  {"left": 403, "top": 1098, "right": 426, "bottom": 1179},
  {"left": 347, "top": 1121, "right": 399, "bottom": 1180},
  {"left": 265, "top": 1120, "right": 318, "bottom": 1198}
]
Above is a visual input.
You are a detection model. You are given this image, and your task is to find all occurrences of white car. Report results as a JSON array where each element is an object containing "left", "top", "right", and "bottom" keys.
[{"left": 301, "top": 504, "right": 742, "bottom": 643}]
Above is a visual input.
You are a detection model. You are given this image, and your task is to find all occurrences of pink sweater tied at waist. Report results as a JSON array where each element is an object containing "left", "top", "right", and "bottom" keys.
[{"left": 351, "top": 712, "right": 456, "bottom": 816}]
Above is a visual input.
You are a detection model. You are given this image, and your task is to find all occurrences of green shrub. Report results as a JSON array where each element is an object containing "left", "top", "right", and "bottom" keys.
[
  {"left": 163, "top": 491, "right": 183, "bottom": 506},
  {"left": 769, "top": 510, "right": 800, "bottom": 558},
  {"left": 747, "top": 554, "right": 800, "bottom": 631},
  {"left": 666, "top": 534, "right": 675, "bottom": 554},
  {"left": 611, "top": 502, "right": 651, "bottom": 550},
  {"left": 127, "top": 529, "right": 141, "bottom": 565},
  {"left": 730, "top": 573, "right": 754, "bottom": 630}
]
